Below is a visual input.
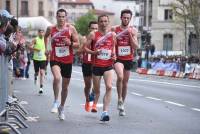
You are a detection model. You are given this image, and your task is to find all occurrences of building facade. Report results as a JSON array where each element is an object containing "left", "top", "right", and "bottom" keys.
[
  {"left": 151, "top": 0, "right": 185, "bottom": 55},
  {"left": 0, "top": 0, "right": 58, "bottom": 23},
  {"left": 58, "top": 0, "right": 94, "bottom": 23}
]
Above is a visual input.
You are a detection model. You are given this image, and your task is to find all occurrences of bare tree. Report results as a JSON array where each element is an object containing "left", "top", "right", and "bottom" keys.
[{"left": 171, "top": 0, "right": 200, "bottom": 56}]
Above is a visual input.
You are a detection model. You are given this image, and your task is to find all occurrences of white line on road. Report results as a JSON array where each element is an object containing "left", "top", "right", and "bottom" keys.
[
  {"left": 71, "top": 78, "right": 84, "bottom": 82},
  {"left": 72, "top": 70, "right": 82, "bottom": 74},
  {"left": 71, "top": 78, "right": 117, "bottom": 89},
  {"left": 131, "top": 92, "right": 143, "bottom": 96},
  {"left": 129, "top": 78, "right": 200, "bottom": 89},
  {"left": 146, "top": 96, "right": 162, "bottom": 101},
  {"left": 73, "top": 70, "right": 200, "bottom": 89},
  {"left": 164, "top": 101, "right": 185, "bottom": 107},
  {"left": 191, "top": 108, "right": 200, "bottom": 112}
]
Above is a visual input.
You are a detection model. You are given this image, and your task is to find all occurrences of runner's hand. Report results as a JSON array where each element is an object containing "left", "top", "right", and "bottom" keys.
[
  {"left": 62, "top": 38, "right": 71, "bottom": 46},
  {"left": 111, "top": 53, "right": 116, "bottom": 61}
]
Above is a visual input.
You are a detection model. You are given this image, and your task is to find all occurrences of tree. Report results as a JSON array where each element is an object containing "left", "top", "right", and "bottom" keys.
[
  {"left": 171, "top": 0, "right": 200, "bottom": 56},
  {"left": 74, "top": 11, "right": 97, "bottom": 36}
]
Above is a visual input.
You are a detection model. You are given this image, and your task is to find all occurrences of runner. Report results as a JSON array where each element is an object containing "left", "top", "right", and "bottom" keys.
[
  {"left": 44, "top": 9, "right": 79, "bottom": 120},
  {"left": 85, "top": 15, "right": 116, "bottom": 121},
  {"left": 113, "top": 9, "right": 138, "bottom": 116},
  {"left": 77, "top": 21, "right": 98, "bottom": 112},
  {"left": 29, "top": 29, "right": 46, "bottom": 94}
]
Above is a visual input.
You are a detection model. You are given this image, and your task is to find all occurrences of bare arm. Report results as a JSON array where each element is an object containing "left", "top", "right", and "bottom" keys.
[
  {"left": 44, "top": 26, "right": 51, "bottom": 51},
  {"left": 129, "top": 27, "right": 139, "bottom": 49},
  {"left": 111, "top": 32, "right": 117, "bottom": 61},
  {"left": 29, "top": 39, "right": 40, "bottom": 52},
  {"left": 70, "top": 25, "right": 79, "bottom": 48},
  {"left": 84, "top": 31, "right": 99, "bottom": 55}
]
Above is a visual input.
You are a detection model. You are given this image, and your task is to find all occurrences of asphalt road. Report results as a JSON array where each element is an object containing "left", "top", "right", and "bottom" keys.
[{"left": 11, "top": 65, "right": 200, "bottom": 134}]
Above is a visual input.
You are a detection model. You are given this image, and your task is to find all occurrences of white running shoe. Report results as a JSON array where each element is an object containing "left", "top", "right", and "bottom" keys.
[
  {"left": 39, "top": 88, "right": 43, "bottom": 94},
  {"left": 51, "top": 102, "right": 59, "bottom": 113},
  {"left": 119, "top": 109, "right": 126, "bottom": 116},
  {"left": 117, "top": 100, "right": 124, "bottom": 111},
  {"left": 58, "top": 106, "right": 65, "bottom": 121}
]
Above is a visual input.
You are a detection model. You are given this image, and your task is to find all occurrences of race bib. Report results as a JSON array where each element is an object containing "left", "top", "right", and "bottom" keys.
[
  {"left": 37, "top": 51, "right": 43, "bottom": 59},
  {"left": 55, "top": 46, "right": 69, "bottom": 57},
  {"left": 88, "top": 54, "right": 91, "bottom": 61},
  {"left": 118, "top": 46, "right": 131, "bottom": 56},
  {"left": 97, "top": 49, "right": 111, "bottom": 60}
]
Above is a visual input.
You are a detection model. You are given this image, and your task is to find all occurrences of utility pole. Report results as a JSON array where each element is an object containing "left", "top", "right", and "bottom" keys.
[
  {"left": 16, "top": 0, "right": 19, "bottom": 20},
  {"left": 146, "top": 0, "right": 149, "bottom": 30}
]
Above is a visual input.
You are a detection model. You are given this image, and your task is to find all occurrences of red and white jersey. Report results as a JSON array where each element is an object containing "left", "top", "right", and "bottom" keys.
[
  {"left": 50, "top": 25, "right": 73, "bottom": 64},
  {"left": 115, "top": 26, "right": 134, "bottom": 61},
  {"left": 92, "top": 31, "right": 114, "bottom": 67}
]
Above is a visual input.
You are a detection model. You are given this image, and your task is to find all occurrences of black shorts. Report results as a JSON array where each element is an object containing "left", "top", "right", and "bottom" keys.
[
  {"left": 50, "top": 61, "right": 72, "bottom": 78},
  {"left": 115, "top": 59, "right": 133, "bottom": 70},
  {"left": 33, "top": 60, "right": 46, "bottom": 73},
  {"left": 92, "top": 66, "right": 113, "bottom": 76},
  {"left": 82, "top": 63, "right": 92, "bottom": 77}
]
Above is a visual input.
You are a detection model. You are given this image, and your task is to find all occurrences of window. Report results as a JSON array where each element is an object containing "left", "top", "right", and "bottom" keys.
[
  {"left": 163, "top": 34, "right": 173, "bottom": 55},
  {"left": 21, "top": 1, "right": 28, "bottom": 16},
  {"left": 6, "top": 0, "right": 11, "bottom": 12},
  {"left": 38, "top": 1, "right": 44, "bottom": 16},
  {"left": 48, "top": 11, "right": 54, "bottom": 17},
  {"left": 164, "top": 9, "right": 173, "bottom": 20}
]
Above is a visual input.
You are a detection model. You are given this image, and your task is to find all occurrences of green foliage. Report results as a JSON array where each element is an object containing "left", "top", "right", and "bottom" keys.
[
  {"left": 171, "top": 0, "right": 200, "bottom": 33},
  {"left": 75, "top": 11, "right": 97, "bottom": 36}
]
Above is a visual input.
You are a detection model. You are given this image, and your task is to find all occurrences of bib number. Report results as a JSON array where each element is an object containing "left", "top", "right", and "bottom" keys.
[
  {"left": 118, "top": 46, "right": 130, "bottom": 56},
  {"left": 97, "top": 49, "right": 111, "bottom": 60},
  {"left": 37, "top": 51, "right": 43, "bottom": 59},
  {"left": 55, "top": 46, "right": 69, "bottom": 57}
]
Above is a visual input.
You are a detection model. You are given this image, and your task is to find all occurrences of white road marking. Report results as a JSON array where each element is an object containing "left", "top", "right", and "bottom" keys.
[
  {"left": 131, "top": 92, "right": 143, "bottom": 96},
  {"left": 71, "top": 78, "right": 84, "bottom": 82},
  {"left": 20, "top": 101, "right": 28, "bottom": 105},
  {"left": 146, "top": 96, "right": 162, "bottom": 101},
  {"left": 72, "top": 70, "right": 199, "bottom": 112},
  {"left": 26, "top": 116, "right": 39, "bottom": 122},
  {"left": 72, "top": 70, "right": 82, "bottom": 74},
  {"left": 71, "top": 78, "right": 117, "bottom": 89},
  {"left": 129, "top": 78, "right": 200, "bottom": 89},
  {"left": 191, "top": 108, "right": 200, "bottom": 112},
  {"left": 73, "top": 70, "right": 200, "bottom": 89},
  {"left": 164, "top": 101, "right": 185, "bottom": 107},
  {"left": 81, "top": 103, "right": 103, "bottom": 108}
]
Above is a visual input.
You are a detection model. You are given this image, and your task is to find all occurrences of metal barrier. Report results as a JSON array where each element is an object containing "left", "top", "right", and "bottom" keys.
[
  {"left": 0, "top": 55, "right": 29, "bottom": 134},
  {"left": 0, "top": 55, "right": 8, "bottom": 114}
]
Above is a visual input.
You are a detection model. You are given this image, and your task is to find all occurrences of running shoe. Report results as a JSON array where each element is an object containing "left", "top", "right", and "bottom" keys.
[
  {"left": 91, "top": 103, "right": 97, "bottom": 113},
  {"left": 58, "top": 106, "right": 65, "bottom": 121},
  {"left": 39, "top": 88, "right": 43, "bottom": 94},
  {"left": 89, "top": 92, "right": 95, "bottom": 102},
  {"left": 34, "top": 76, "right": 37, "bottom": 85},
  {"left": 51, "top": 102, "right": 59, "bottom": 113},
  {"left": 117, "top": 100, "right": 124, "bottom": 111},
  {"left": 85, "top": 102, "right": 90, "bottom": 112},
  {"left": 100, "top": 111, "right": 110, "bottom": 122},
  {"left": 119, "top": 109, "right": 126, "bottom": 116}
]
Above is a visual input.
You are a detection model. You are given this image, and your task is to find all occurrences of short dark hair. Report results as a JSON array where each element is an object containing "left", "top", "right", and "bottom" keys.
[
  {"left": 88, "top": 21, "right": 98, "bottom": 28},
  {"left": 56, "top": 8, "right": 67, "bottom": 16},
  {"left": 120, "top": 9, "right": 132, "bottom": 17},
  {"left": 38, "top": 29, "right": 44, "bottom": 32},
  {"left": 97, "top": 14, "right": 109, "bottom": 22}
]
